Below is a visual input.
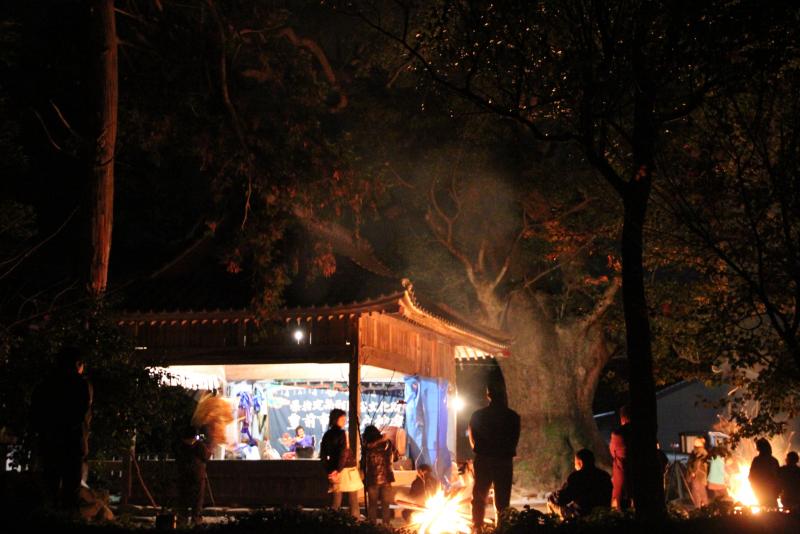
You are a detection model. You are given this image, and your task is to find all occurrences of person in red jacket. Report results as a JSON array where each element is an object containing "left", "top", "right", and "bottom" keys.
[{"left": 609, "top": 405, "right": 632, "bottom": 510}]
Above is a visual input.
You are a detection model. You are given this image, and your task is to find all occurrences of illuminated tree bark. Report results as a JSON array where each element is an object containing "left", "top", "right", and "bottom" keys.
[
  {"left": 494, "top": 288, "right": 618, "bottom": 488},
  {"left": 86, "top": 0, "right": 117, "bottom": 296}
]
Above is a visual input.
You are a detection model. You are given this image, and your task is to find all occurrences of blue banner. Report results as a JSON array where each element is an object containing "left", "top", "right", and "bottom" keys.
[{"left": 404, "top": 376, "right": 451, "bottom": 481}]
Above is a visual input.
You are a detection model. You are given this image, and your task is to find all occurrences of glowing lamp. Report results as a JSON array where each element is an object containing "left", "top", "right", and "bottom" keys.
[
  {"left": 293, "top": 329, "right": 304, "bottom": 344},
  {"left": 453, "top": 395, "right": 466, "bottom": 412}
]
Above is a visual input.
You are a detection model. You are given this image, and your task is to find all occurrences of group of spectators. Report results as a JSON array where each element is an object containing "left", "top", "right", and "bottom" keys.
[
  {"left": 547, "top": 407, "right": 800, "bottom": 519},
  {"left": 546, "top": 405, "right": 635, "bottom": 518},
  {"left": 747, "top": 439, "right": 800, "bottom": 510},
  {"left": 317, "top": 380, "right": 521, "bottom": 530},
  {"left": 318, "top": 408, "right": 453, "bottom": 524},
  {"left": 30, "top": 350, "right": 800, "bottom": 527},
  {"left": 684, "top": 435, "right": 800, "bottom": 511}
]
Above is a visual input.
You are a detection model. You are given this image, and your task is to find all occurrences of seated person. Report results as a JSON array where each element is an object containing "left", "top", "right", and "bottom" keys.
[
  {"left": 402, "top": 464, "right": 439, "bottom": 521},
  {"left": 411, "top": 464, "right": 439, "bottom": 500},
  {"left": 448, "top": 460, "right": 474, "bottom": 498},
  {"left": 547, "top": 449, "right": 612, "bottom": 519},
  {"left": 290, "top": 425, "right": 316, "bottom": 458},
  {"left": 260, "top": 440, "right": 281, "bottom": 460}
]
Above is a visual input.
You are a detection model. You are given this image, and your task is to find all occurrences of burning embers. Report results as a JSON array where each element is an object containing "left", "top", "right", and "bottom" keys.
[
  {"left": 713, "top": 431, "right": 794, "bottom": 514},
  {"left": 401, "top": 490, "right": 475, "bottom": 534}
]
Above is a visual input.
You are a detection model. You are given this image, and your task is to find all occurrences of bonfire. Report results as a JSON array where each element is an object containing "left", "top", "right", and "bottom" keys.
[
  {"left": 713, "top": 418, "right": 795, "bottom": 512},
  {"left": 399, "top": 466, "right": 489, "bottom": 534},
  {"left": 402, "top": 489, "right": 474, "bottom": 534}
]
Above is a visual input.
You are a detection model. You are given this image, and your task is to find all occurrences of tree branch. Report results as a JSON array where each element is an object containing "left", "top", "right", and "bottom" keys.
[
  {"left": 32, "top": 109, "right": 70, "bottom": 156},
  {"left": 0, "top": 208, "right": 79, "bottom": 282},
  {"left": 276, "top": 27, "right": 347, "bottom": 111},
  {"left": 339, "top": 6, "right": 574, "bottom": 143},
  {"left": 491, "top": 230, "right": 521, "bottom": 290},
  {"left": 523, "top": 237, "right": 596, "bottom": 290},
  {"left": 581, "top": 275, "right": 621, "bottom": 328},
  {"left": 425, "top": 179, "right": 476, "bottom": 281},
  {"left": 205, "top": 0, "right": 253, "bottom": 230}
]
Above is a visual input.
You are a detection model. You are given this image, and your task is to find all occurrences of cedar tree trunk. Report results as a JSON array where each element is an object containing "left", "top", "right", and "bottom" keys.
[{"left": 86, "top": 0, "right": 117, "bottom": 296}]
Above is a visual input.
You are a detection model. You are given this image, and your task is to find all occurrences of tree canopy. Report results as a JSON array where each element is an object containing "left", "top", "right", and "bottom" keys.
[{"left": 0, "top": 0, "right": 799, "bottom": 512}]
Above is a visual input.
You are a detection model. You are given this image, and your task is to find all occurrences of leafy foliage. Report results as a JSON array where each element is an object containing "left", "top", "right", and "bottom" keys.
[
  {"left": 110, "top": 0, "right": 385, "bottom": 314},
  {"left": 651, "top": 63, "right": 800, "bottom": 436},
  {"left": 0, "top": 301, "right": 193, "bottom": 464}
]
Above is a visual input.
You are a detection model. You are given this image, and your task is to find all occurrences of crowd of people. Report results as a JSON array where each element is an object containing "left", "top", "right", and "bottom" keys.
[
  {"left": 27, "top": 349, "right": 800, "bottom": 527},
  {"left": 546, "top": 409, "right": 800, "bottom": 519},
  {"left": 180, "top": 392, "right": 800, "bottom": 526},
  {"left": 682, "top": 435, "right": 800, "bottom": 511},
  {"left": 314, "top": 380, "right": 521, "bottom": 531}
]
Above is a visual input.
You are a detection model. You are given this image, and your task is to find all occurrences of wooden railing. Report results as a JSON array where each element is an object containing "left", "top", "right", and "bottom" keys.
[{"left": 91, "top": 459, "right": 331, "bottom": 508}]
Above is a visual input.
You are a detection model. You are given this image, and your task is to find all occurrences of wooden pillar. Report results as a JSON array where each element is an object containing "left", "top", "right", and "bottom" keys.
[
  {"left": 348, "top": 342, "right": 361, "bottom": 459},
  {"left": 120, "top": 444, "right": 133, "bottom": 507}
]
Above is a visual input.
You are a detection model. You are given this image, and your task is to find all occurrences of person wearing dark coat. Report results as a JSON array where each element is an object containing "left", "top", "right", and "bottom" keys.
[
  {"left": 409, "top": 464, "right": 439, "bottom": 500},
  {"left": 401, "top": 464, "right": 439, "bottom": 522},
  {"left": 609, "top": 405, "right": 632, "bottom": 510},
  {"left": 31, "top": 346, "right": 92, "bottom": 513},
  {"left": 468, "top": 381, "right": 520, "bottom": 528},
  {"left": 547, "top": 449, "right": 612, "bottom": 519},
  {"left": 361, "top": 425, "right": 397, "bottom": 524},
  {"left": 778, "top": 451, "right": 800, "bottom": 511},
  {"left": 320, "top": 408, "right": 359, "bottom": 517},
  {"left": 749, "top": 438, "right": 780, "bottom": 508},
  {"left": 176, "top": 425, "right": 212, "bottom": 525}
]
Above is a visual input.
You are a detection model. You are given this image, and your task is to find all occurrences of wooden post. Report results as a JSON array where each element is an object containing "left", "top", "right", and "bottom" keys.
[
  {"left": 120, "top": 444, "right": 132, "bottom": 507},
  {"left": 348, "top": 341, "right": 360, "bottom": 460}
]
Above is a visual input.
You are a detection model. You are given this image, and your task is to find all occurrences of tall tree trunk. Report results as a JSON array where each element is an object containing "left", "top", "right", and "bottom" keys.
[
  {"left": 619, "top": 65, "right": 665, "bottom": 514},
  {"left": 621, "top": 189, "right": 664, "bottom": 514},
  {"left": 86, "top": 0, "right": 117, "bottom": 297},
  {"left": 492, "top": 293, "right": 611, "bottom": 491}
]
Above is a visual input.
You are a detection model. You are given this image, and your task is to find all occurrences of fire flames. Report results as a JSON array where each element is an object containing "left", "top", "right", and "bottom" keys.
[
  {"left": 406, "top": 490, "right": 474, "bottom": 534},
  {"left": 728, "top": 460, "right": 760, "bottom": 513},
  {"left": 713, "top": 423, "right": 795, "bottom": 513}
]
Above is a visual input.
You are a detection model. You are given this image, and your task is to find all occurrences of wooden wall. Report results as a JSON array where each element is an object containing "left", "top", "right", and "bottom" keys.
[
  {"left": 118, "top": 313, "right": 357, "bottom": 365},
  {"left": 358, "top": 313, "right": 456, "bottom": 383}
]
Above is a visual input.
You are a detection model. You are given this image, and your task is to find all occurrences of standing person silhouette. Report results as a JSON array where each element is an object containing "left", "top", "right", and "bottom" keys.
[
  {"left": 361, "top": 425, "right": 397, "bottom": 524},
  {"left": 31, "top": 346, "right": 92, "bottom": 514},
  {"left": 778, "top": 451, "right": 800, "bottom": 511},
  {"left": 320, "top": 408, "right": 361, "bottom": 517},
  {"left": 468, "top": 381, "right": 520, "bottom": 530},
  {"left": 749, "top": 438, "right": 780, "bottom": 508}
]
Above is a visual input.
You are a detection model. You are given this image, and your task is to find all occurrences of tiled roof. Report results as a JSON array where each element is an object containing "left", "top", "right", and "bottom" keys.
[{"left": 117, "top": 279, "right": 511, "bottom": 355}]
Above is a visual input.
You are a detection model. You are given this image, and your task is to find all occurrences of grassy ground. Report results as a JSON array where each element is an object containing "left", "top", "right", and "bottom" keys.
[
  {"left": 0, "top": 506, "right": 797, "bottom": 534},
  {"left": 2, "top": 474, "right": 797, "bottom": 533}
]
